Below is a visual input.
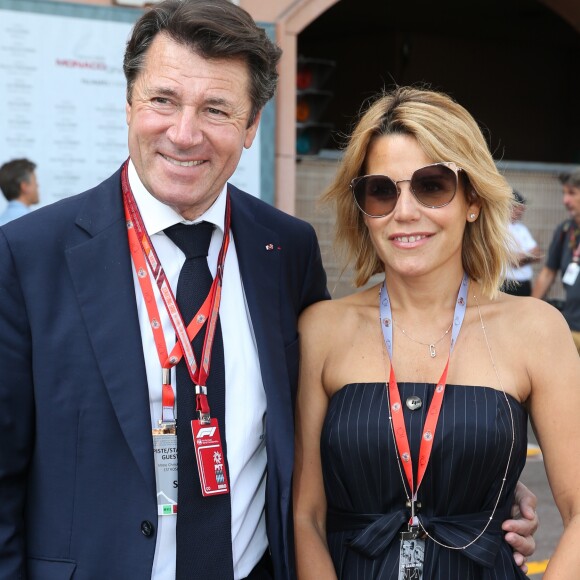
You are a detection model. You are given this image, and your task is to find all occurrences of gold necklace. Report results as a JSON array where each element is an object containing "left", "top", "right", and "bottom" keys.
[
  {"left": 393, "top": 319, "right": 453, "bottom": 358},
  {"left": 415, "top": 294, "right": 516, "bottom": 550},
  {"left": 381, "top": 294, "right": 516, "bottom": 553}
]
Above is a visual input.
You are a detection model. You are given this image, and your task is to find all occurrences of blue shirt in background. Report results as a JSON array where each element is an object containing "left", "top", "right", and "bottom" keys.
[{"left": 0, "top": 201, "right": 30, "bottom": 226}]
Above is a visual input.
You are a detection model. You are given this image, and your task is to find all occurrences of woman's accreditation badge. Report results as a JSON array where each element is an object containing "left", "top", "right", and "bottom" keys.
[
  {"left": 152, "top": 428, "right": 178, "bottom": 515},
  {"left": 192, "top": 418, "right": 229, "bottom": 496},
  {"left": 398, "top": 528, "right": 425, "bottom": 580}
]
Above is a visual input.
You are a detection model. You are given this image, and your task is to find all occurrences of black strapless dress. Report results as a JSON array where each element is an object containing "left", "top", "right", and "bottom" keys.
[{"left": 321, "top": 382, "right": 528, "bottom": 579}]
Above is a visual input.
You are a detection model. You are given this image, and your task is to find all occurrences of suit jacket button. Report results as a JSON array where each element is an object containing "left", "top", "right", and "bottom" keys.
[{"left": 141, "top": 520, "right": 155, "bottom": 537}]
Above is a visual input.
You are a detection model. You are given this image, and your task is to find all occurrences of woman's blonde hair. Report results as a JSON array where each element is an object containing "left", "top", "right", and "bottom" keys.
[{"left": 321, "top": 86, "right": 514, "bottom": 299}]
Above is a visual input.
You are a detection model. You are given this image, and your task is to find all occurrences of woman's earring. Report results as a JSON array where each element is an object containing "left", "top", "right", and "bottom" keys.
[{"left": 469, "top": 213, "right": 477, "bottom": 220}]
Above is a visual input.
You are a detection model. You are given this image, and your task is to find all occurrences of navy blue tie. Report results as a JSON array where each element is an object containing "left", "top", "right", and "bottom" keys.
[{"left": 164, "top": 222, "right": 233, "bottom": 579}]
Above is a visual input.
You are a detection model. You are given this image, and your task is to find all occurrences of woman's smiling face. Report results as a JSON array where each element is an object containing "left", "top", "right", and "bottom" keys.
[{"left": 362, "top": 133, "right": 480, "bottom": 279}]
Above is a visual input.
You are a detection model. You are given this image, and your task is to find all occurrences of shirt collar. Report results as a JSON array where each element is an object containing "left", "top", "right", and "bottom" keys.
[
  {"left": 127, "top": 159, "right": 226, "bottom": 236},
  {"left": 8, "top": 200, "right": 28, "bottom": 210}
]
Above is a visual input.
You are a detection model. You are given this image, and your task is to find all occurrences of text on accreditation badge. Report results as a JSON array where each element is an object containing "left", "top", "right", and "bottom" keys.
[
  {"left": 153, "top": 429, "right": 178, "bottom": 515},
  {"left": 399, "top": 531, "right": 425, "bottom": 580},
  {"left": 192, "top": 418, "right": 229, "bottom": 496}
]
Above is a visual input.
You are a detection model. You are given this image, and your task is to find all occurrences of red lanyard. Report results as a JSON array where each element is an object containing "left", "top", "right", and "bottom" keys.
[
  {"left": 565, "top": 223, "right": 580, "bottom": 262},
  {"left": 572, "top": 238, "right": 580, "bottom": 263},
  {"left": 388, "top": 360, "right": 449, "bottom": 517},
  {"left": 121, "top": 160, "right": 230, "bottom": 423},
  {"left": 380, "top": 274, "right": 469, "bottom": 524}
]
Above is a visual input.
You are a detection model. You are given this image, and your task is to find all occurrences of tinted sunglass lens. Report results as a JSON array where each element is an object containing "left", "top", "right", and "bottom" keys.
[
  {"left": 354, "top": 176, "right": 397, "bottom": 216},
  {"left": 411, "top": 165, "right": 457, "bottom": 207}
]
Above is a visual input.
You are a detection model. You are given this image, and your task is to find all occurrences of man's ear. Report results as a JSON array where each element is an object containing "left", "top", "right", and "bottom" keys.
[
  {"left": 126, "top": 101, "right": 132, "bottom": 126},
  {"left": 244, "top": 109, "right": 262, "bottom": 149}
]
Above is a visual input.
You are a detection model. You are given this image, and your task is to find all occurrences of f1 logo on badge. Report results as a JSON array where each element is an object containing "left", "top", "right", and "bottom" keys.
[{"left": 197, "top": 427, "right": 217, "bottom": 438}]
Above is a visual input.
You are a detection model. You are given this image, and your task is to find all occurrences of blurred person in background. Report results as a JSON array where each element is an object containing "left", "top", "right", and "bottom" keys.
[
  {"left": 532, "top": 169, "right": 580, "bottom": 353},
  {"left": 0, "top": 158, "right": 39, "bottom": 226},
  {"left": 502, "top": 190, "right": 541, "bottom": 296}
]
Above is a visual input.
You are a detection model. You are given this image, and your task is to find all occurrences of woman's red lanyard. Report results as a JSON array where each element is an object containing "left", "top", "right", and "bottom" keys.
[
  {"left": 379, "top": 273, "right": 469, "bottom": 527},
  {"left": 121, "top": 160, "right": 230, "bottom": 426}
]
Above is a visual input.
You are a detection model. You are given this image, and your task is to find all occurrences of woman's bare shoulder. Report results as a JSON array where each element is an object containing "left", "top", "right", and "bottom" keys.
[
  {"left": 299, "top": 286, "right": 379, "bottom": 339},
  {"left": 301, "top": 287, "right": 377, "bottom": 323},
  {"left": 493, "top": 294, "right": 572, "bottom": 350},
  {"left": 497, "top": 293, "right": 566, "bottom": 327}
]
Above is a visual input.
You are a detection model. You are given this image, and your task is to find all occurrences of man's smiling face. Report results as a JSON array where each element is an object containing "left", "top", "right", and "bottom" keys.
[{"left": 126, "top": 33, "right": 261, "bottom": 220}]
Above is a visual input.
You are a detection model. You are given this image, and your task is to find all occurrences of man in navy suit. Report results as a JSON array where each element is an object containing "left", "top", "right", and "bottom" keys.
[
  {"left": 0, "top": 1, "right": 537, "bottom": 579},
  {"left": 0, "top": 1, "right": 326, "bottom": 578}
]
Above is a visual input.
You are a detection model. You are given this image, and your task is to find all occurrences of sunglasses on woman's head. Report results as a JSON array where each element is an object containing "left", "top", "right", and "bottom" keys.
[{"left": 350, "top": 162, "right": 464, "bottom": 218}]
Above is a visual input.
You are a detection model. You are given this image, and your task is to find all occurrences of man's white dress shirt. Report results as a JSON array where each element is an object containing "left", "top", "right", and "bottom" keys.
[{"left": 128, "top": 161, "right": 267, "bottom": 579}]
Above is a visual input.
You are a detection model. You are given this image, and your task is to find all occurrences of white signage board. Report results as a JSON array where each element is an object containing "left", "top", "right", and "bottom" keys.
[{"left": 0, "top": 1, "right": 265, "bottom": 215}]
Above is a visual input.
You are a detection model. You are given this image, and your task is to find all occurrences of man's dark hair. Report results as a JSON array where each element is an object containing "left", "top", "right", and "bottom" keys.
[
  {"left": 0, "top": 158, "right": 36, "bottom": 202},
  {"left": 123, "top": 0, "right": 282, "bottom": 126},
  {"left": 512, "top": 190, "right": 526, "bottom": 205},
  {"left": 558, "top": 172, "right": 571, "bottom": 185},
  {"left": 568, "top": 169, "right": 580, "bottom": 189}
]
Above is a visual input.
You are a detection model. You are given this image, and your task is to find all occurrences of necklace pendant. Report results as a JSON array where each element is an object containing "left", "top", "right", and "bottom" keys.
[
  {"left": 406, "top": 396, "right": 422, "bottom": 411},
  {"left": 429, "top": 344, "right": 436, "bottom": 358}
]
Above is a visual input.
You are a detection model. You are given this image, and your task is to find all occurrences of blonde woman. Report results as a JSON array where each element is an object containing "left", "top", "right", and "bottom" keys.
[{"left": 294, "top": 87, "right": 578, "bottom": 578}]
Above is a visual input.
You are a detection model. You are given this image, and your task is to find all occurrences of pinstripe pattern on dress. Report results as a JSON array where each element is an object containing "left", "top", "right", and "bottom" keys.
[{"left": 322, "top": 382, "right": 528, "bottom": 579}]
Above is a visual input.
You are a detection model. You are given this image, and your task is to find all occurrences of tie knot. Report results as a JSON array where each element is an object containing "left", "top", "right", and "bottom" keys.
[{"left": 164, "top": 221, "right": 214, "bottom": 259}]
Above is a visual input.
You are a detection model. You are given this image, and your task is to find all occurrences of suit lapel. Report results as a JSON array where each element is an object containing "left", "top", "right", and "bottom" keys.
[
  {"left": 229, "top": 188, "right": 285, "bottom": 395},
  {"left": 65, "top": 172, "right": 155, "bottom": 495},
  {"left": 230, "top": 187, "right": 301, "bottom": 579}
]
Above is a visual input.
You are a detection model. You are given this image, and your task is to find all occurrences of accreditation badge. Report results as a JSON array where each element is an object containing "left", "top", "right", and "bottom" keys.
[
  {"left": 152, "top": 427, "right": 178, "bottom": 515},
  {"left": 191, "top": 418, "right": 229, "bottom": 496},
  {"left": 562, "top": 262, "right": 580, "bottom": 286},
  {"left": 398, "top": 528, "right": 425, "bottom": 580}
]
